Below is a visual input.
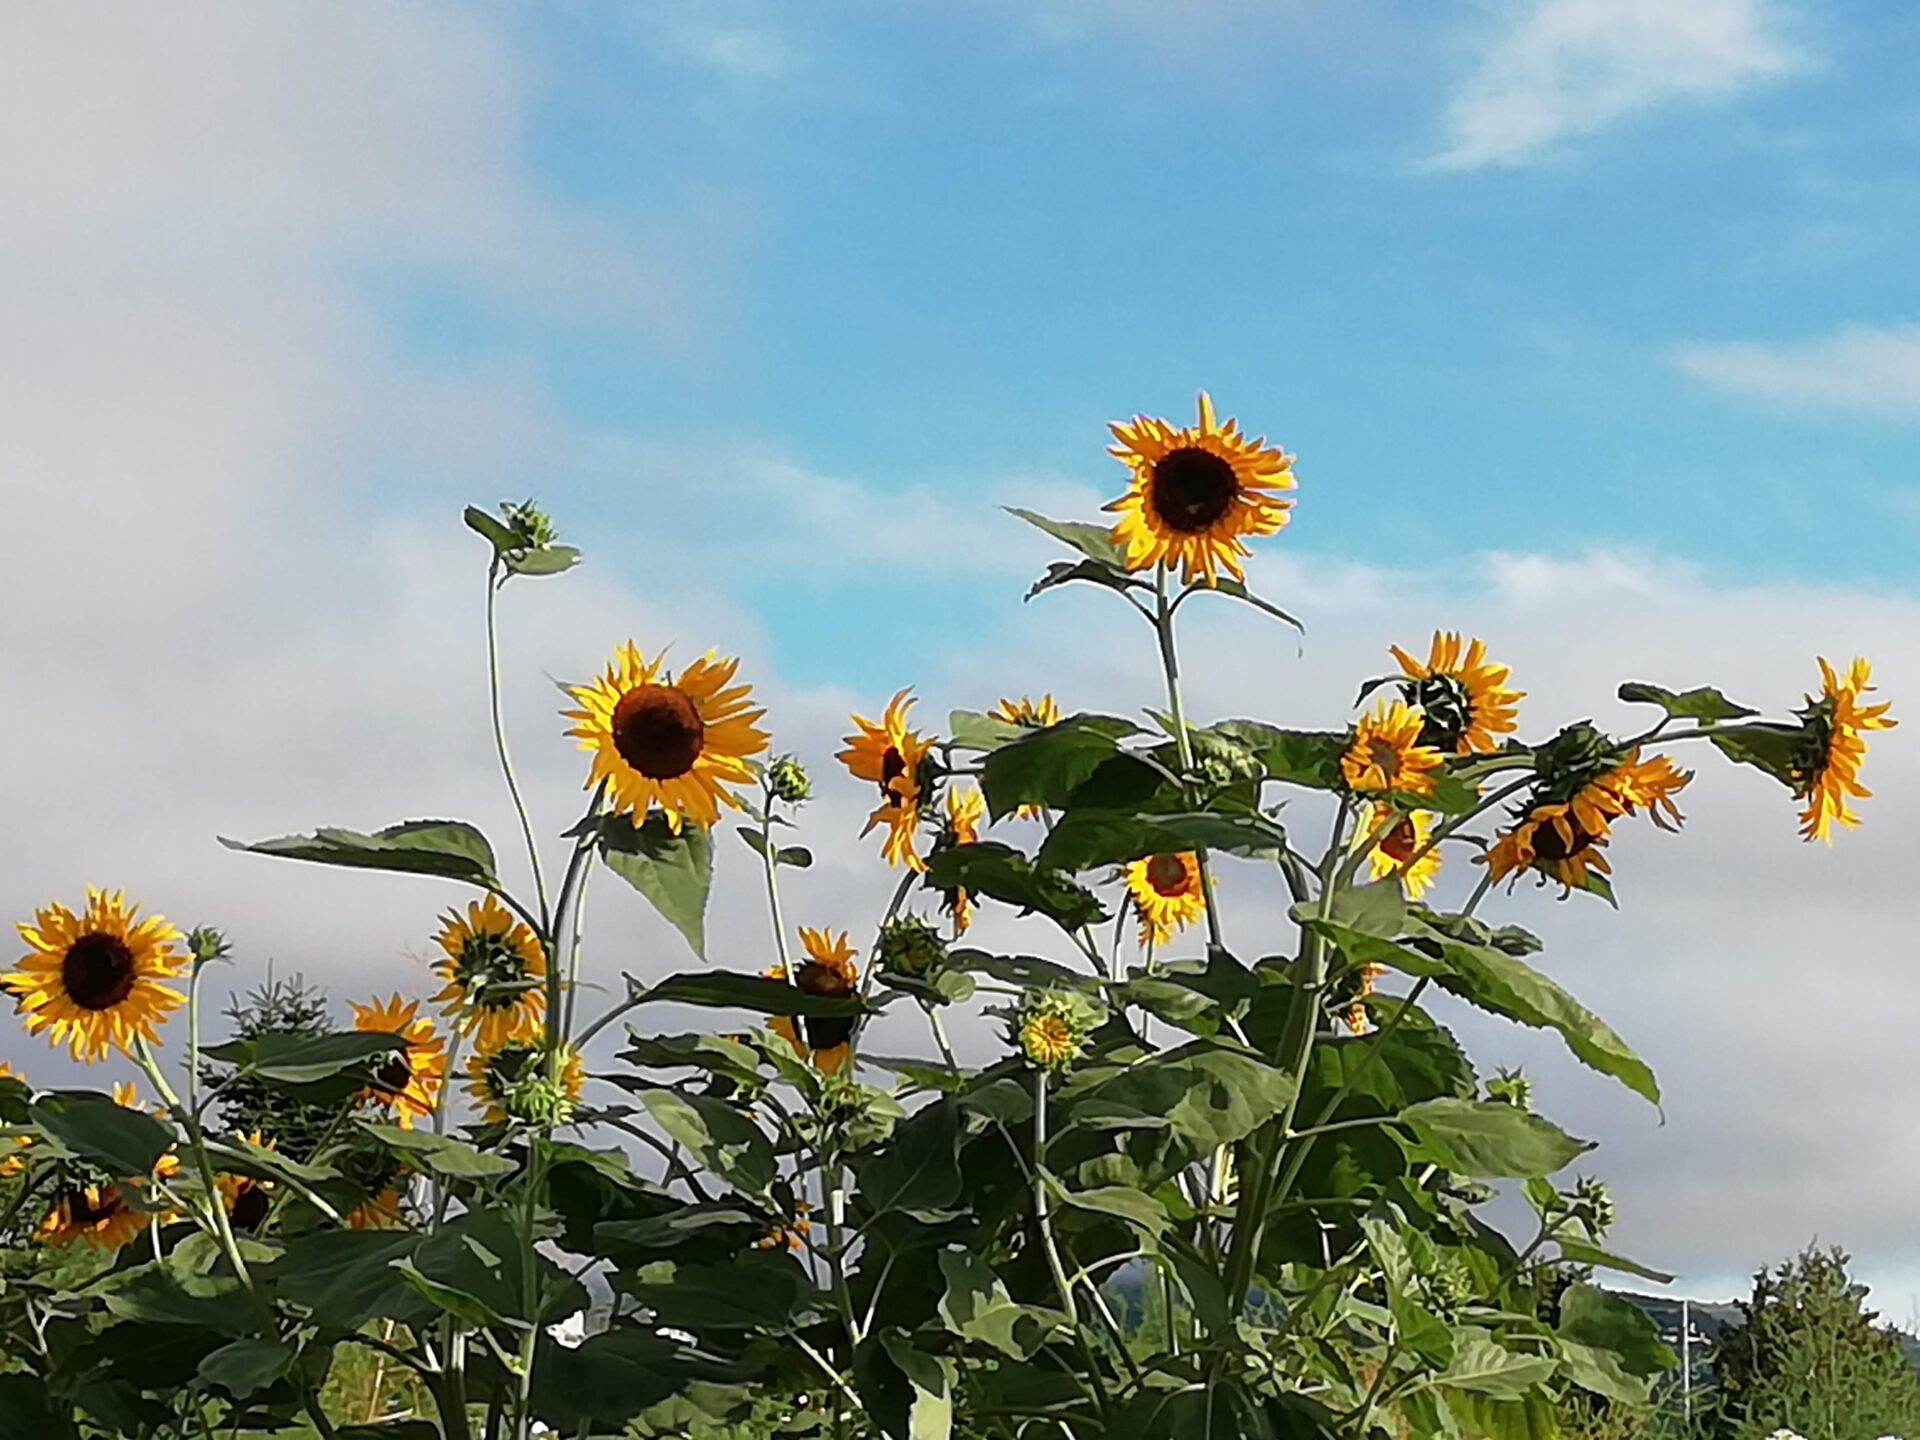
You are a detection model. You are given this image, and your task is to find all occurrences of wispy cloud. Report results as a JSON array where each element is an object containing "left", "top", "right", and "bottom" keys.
[
  {"left": 1672, "top": 324, "right": 1920, "bottom": 420},
  {"left": 1432, "top": 0, "right": 1801, "bottom": 171}
]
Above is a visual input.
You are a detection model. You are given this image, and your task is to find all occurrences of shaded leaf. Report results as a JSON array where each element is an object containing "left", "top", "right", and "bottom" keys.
[
  {"left": 947, "top": 710, "right": 1026, "bottom": 753},
  {"left": 922, "top": 841, "right": 1106, "bottom": 931},
  {"left": 31, "top": 1091, "right": 173, "bottom": 1178},
  {"left": 197, "top": 1338, "right": 292, "bottom": 1398},
  {"left": 636, "top": 1089, "right": 774, "bottom": 1196},
  {"left": 202, "top": 1029, "right": 400, "bottom": 1085},
  {"left": 599, "top": 812, "right": 713, "bottom": 959},
  {"left": 858, "top": 1100, "right": 963, "bottom": 1219},
  {"left": 981, "top": 715, "right": 1145, "bottom": 821},
  {"left": 358, "top": 1121, "right": 517, "bottom": 1178},
  {"left": 639, "top": 970, "right": 866, "bottom": 1018},
  {"left": 937, "top": 1249, "right": 1057, "bottom": 1360},
  {"left": 1049, "top": 1178, "right": 1170, "bottom": 1240},
  {"left": 1708, "top": 722, "right": 1804, "bottom": 790}
]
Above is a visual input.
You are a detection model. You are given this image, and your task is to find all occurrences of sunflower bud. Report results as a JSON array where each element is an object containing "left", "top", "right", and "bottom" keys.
[
  {"left": 500, "top": 498, "right": 558, "bottom": 551},
  {"left": 1568, "top": 1176, "right": 1614, "bottom": 1237},
  {"left": 875, "top": 915, "right": 946, "bottom": 979},
  {"left": 1011, "top": 989, "right": 1102, "bottom": 1074},
  {"left": 1534, "top": 721, "right": 1618, "bottom": 798},
  {"left": 1486, "top": 1068, "right": 1533, "bottom": 1112},
  {"left": 1425, "top": 1257, "right": 1475, "bottom": 1315},
  {"left": 768, "top": 755, "right": 812, "bottom": 804},
  {"left": 505, "top": 1068, "right": 578, "bottom": 1129},
  {"left": 186, "top": 927, "right": 232, "bottom": 966}
]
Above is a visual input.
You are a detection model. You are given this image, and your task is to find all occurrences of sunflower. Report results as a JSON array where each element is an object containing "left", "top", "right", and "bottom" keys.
[
  {"left": 430, "top": 895, "right": 547, "bottom": 1052},
  {"left": 1105, "top": 392, "right": 1296, "bottom": 586},
  {"left": 464, "top": 1038, "right": 583, "bottom": 1126},
  {"left": 345, "top": 1188, "right": 406, "bottom": 1231},
  {"left": 7, "top": 889, "right": 187, "bottom": 1062},
  {"left": 989, "top": 694, "right": 1061, "bottom": 729},
  {"left": 752, "top": 1201, "right": 813, "bottom": 1253},
  {"left": 1020, "top": 1011, "right": 1078, "bottom": 1070},
  {"left": 938, "top": 785, "right": 986, "bottom": 935},
  {"left": 1581, "top": 751, "right": 1692, "bottom": 834},
  {"left": 1343, "top": 963, "right": 1387, "bottom": 1036},
  {"left": 766, "top": 928, "right": 859, "bottom": 1076},
  {"left": 350, "top": 995, "right": 446, "bottom": 1129},
  {"left": 1793, "top": 657, "right": 1897, "bottom": 843},
  {"left": 1388, "top": 633, "right": 1524, "bottom": 754},
  {"left": 35, "top": 1182, "right": 149, "bottom": 1251},
  {"left": 1341, "top": 700, "right": 1446, "bottom": 798},
  {"left": 216, "top": 1132, "right": 275, "bottom": 1233},
  {"left": 565, "top": 641, "right": 770, "bottom": 832},
  {"left": 1355, "top": 804, "right": 1443, "bottom": 900},
  {"left": 839, "top": 690, "right": 937, "bottom": 872},
  {"left": 1124, "top": 852, "right": 1206, "bottom": 949},
  {"left": 1483, "top": 802, "right": 1613, "bottom": 892}
]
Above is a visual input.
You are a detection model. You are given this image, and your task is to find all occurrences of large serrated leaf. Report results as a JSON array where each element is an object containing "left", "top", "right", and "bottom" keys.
[
  {"left": 980, "top": 715, "right": 1144, "bottom": 821},
  {"left": 922, "top": 841, "right": 1107, "bottom": 931},
  {"left": 221, "top": 819, "right": 499, "bottom": 888},
  {"left": 1004, "top": 507, "right": 1128, "bottom": 568},
  {"left": 597, "top": 811, "right": 713, "bottom": 959},
  {"left": 1398, "top": 1097, "right": 1591, "bottom": 1178}
]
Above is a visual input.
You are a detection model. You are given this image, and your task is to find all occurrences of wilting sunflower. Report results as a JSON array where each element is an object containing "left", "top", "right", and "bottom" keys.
[
  {"left": 1483, "top": 802, "right": 1613, "bottom": 892},
  {"left": 7, "top": 889, "right": 187, "bottom": 1062},
  {"left": 989, "top": 694, "right": 1061, "bottom": 729},
  {"left": 1341, "top": 700, "right": 1446, "bottom": 799},
  {"left": 351, "top": 994, "right": 446, "bottom": 1129},
  {"left": 1355, "top": 804, "right": 1443, "bottom": 900},
  {"left": 938, "top": 786, "right": 986, "bottom": 935},
  {"left": 1388, "top": 633, "right": 1524, "bottom": 755},
  {"left": 1124, "top": 852, "right": 1206, "bottom": 949},
  {"left": 1105, "top": 392, "right": 1296, "bottom": 586},
  {"left": 430, "top": 895, "right": 547, "bottom": 1052},
  {"left": 839, "top": 690, "right": 936, "bottom": 872},
  {"left": 766, "top": 928, "right": 859, "bottom": 1075},
  {"left": 464, "top": 1038, "right": 584, "bottom": 1126},
  {"left": 1578, "top": 751, "right": 1692, "bottom": 834},
  {"left": 565, "top": 641, "right": 770, "bottom": 832},
  {"left": 215, "top": 1132, "right": 275, "bottom": 1233},
  {"left": 1792, "top": 657, "right": 1897, "bottom": 843}
]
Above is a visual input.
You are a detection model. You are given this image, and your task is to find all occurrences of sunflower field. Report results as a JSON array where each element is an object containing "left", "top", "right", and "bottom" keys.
[{"left": 0, "top": 395, "right": 1895, "bottom": 1439}]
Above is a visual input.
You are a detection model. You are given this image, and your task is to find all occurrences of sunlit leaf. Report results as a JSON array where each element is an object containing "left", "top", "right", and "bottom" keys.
[
  {"left": 598, "top": 812, "right": 713, "bottom": 959},
  {"left": 221, "top": 819, "right": 499, "bottom": 888}
]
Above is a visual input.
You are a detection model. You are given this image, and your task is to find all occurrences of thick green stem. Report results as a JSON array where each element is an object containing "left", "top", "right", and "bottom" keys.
[
  {"left": 485, "top": 559, "right": 550, "bottom": 929},
  {"left": 1154, "top": 564, "right": 1226, "bottom": 952},
  {"left": 1030, "top": 1071, "right": 1115, "bottom": 1420}
]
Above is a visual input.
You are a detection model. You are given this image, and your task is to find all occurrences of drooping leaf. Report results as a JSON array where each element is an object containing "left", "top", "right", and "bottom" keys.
[
  {"left": 638, "top": 970, "right": 867, "bottom": 1018},
  {"left": 197, "top": 1338, "right": 293, "bottom": 1398},
  {"left": 950, "top": 949, "right": 1098, "bottom": 993},
  {"left": 99, "top": 1269, "right": 257, "bottom": 1337},
  {"left": 937, "top": 1249, "right": 1058, "bottom": 1360},
  {"left": 1554, "top": 1238, "right": 1673, "bottom": 1285},
  {"left": 1180, "top": 576, "right": 1303, "bottom": 633},
  {"left": 1004, "top": 506, "right": 1128, "bottom": 568},
  {"left": 947, "top": 710, "right": 1026, "bottom": 753},
  {"left": 737, "top": 827, "right": 812, "bottom": 869},
  {"left": 1708, "top": 722, "right": 1805, "bottom": 790},
  {"left": 358, "top": 1120, "right": 517, "bottom": 1178},
  {"left": 201, "top": 1029, "right": 401, "bottom": 1085},
  {"left": 922, "top": 842, "right": 1107, "bottom": 932},
  {"left": 220, "top": 819, "right": 498, "bottom": 888},
  {"left": 981, "top": 715, "right": 1145, "bottom": 821},
  {"left": 529, "top": 1328, "right": 724, "bottom": 1431},
  {"left": 1199, "top": 721, "right": 1349, "bottom": 789},
  {"left": 1557, "top": 1283, "right": 1676, "bottom": 1376},
  {"left": 1617, "top": 681, "right": 1758, "bottom": 724},
  {"left": 1025, "top": 557, "right": 1149, "bottom": 605},
  {"left": 1398, "top": 1098, "right": 1592, "bottom": 1178},
  {"left": 598, "top": 811, "right": 713, "bottom": 959},
  {"left": 619, "top": 1033, "right": 762, "bottom": 1086},
  {"left": 635, "top": 1089, "right": 775, "bottom": 1197},
  {"left": 30, "top": 1091, "right": 173, "bottom": 1178}
]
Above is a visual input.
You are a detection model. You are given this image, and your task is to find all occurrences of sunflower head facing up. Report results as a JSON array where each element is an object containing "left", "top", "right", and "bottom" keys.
[
  {"left": 1124, "top": 851, "right": 1206, "bottom": 949},
  {"left": 465, "top": 1038, "right": 583, "bottom": 1127},
  {"left": 1791, "top": 657, "right": 1896, "bottom": 843},
  {"left": 1341, "top": 700, "right": 1447, "bottom": 799},
  {"left": 935, "top": 785, "right": 986, "bottom": 934},
  {"left": 839, "top": 690, "right": 938, "bottom": 872},
  {"left": 1389, "top": 633, "right": 1524, "bottom": 755},
  {"left": 1356, "top": 804, "right": 1443, "bottom": 901},
  {"left": 430, "top": 895, "right": 547, "bottom": 1052},
  {"left": 766, "top": 928, "right": 860, "bottom": 1075},
  {"left": 565, "top": 641, "right": 770, "bottom": 832},
  {"left": 351, "top": 994, "right": 447, "bottom": 1129},
  {"left": 7, "top": 889, "right": 188, "bottom": 1064},
  {"left": 1104, "top": 393, "right": 1296, "bottom": 587}
]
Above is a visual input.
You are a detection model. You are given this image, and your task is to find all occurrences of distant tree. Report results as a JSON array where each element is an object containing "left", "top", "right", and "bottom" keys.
[
  {"left": 1708, "top": 1243, "right": 1920, "bottom": 1440},
  {"left": 201, "top": 972, "right": 348, "bottom": 1160}
]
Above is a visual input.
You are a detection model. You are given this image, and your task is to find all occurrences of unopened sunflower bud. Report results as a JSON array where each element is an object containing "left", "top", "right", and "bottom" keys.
[
  {"left": 876, "top": 915, "right": 946, "bottom": 978},
  {"left": 1011, "top": 989, "right": 1102, "bottom": 1074},
  {"left": 1486, "top": 1068, "right": 1533, "bottom": 1112},
  {"left": 506, "top": 1070, "right": 577, "bottom": 1129},
  {"left": 186, "top": 927, "right": 232, "bottom": 966},
  {"left": 768, "top": 755, "right": 812, "bottom": 804},
  {"left": 1569, "top": 1176, "right": 1614, "bottom": 1237},
  {"left": 500, "top": 498, "right": 558, "bottom": 551}
]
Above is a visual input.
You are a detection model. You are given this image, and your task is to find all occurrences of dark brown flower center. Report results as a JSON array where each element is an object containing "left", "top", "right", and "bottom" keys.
[
  {"left": 879, "top": 748, "right": 910, "bottom": 807},
  {"left": 611, "top": 684, "right": 705, "bottom": 779},
  {"left": 61, "top": 933, "right": 137, "bottom": 1011},
  {"left": 1146, "top": 853, "right": 1191, "bottom": 897},
  {"left": 1379, "top": 818, "right": 1420, "bottom": 865},
  {"left": 1531, "top": 819, "right": 1595, "bottom": 862},
  {"left": 69, "top": 1185, "right": 125, "bottom": 1224},
  {"left": 231, "top": 1183, "right": 271, "bottom": 1231},
  {"left": 375, "top": 1053, "right": 414, "bottom": 1095},
  {"left": 1149, "top": 447, "right": 1238, "bottom": 533},
  {"left": 796, "top": 961, "right": 856, "bottom": 1051}
]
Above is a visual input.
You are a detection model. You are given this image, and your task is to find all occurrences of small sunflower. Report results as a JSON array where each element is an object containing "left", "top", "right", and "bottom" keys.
[
  {"left": 35, "top": 1182, "right": 148, "bottom": 1251},
  {"left": 1011, "top": 990, "right": 1098, "bottom": 1074},
  {"left": 1355, "top": 804, "right": 1443, "bottom": 900},
  {"left": 1483, "top": 802, "right": 1613, "bottom": 892},
  {"left": 1343, "top": 963, "right": 1387, "bottom": 1036},
  {"left": 1792, "top": 657, "right": 1896, "bottom": 843},
  {"left": 0, "top": 1062, "right": 26, "bottom": 1177},
  {"left": 938, "top": 785, "right": 986, "bottom": 935},
  {"left": 7, "top": 889, "right": 187, "bottom": 1062},
  {"left": 752, "top": 1201, "right": 813, "bottom": 1253},
  {"left": 565, "top": 641, "right": 770, "bottom": 832},
  {"left": 989, "top": 694, "right": 1061, "bottom": 729},
  {"left": 1105, "top": 392, "right": 1296, "bottom": 586},
  {"left": 1124, "top": 852, "right": 1206, "bottom": 949},
  {"left": 1389, "top": 633, "right": 1524, "bottom": 755},
  {"left": 216, "top": 1132, "right": 275, "bottom": 1233},
  {"left": 464, "top": 1038, "right": 584, "bottom": 1127},
  {"left": 1341, "top": 700, "right": 1446, "bottom": 798},
  {"left": 1020, "top": 1012, "right": 1077, "bottom": 1070},
  {"left": 350, "top": 994, "right": 447, "bottom": 1129},
  {"left": 345, "top": 1188, "right": 406, "bottom": 1231},
  {"left": 839, "top": 690, "right": 937, "bottom": 872},
  {"left": 766, "top": 928, "right": 859, "bottom": 1076},
  {"left": 430, "top": 895, "right": 547, "bottom": 1052}
]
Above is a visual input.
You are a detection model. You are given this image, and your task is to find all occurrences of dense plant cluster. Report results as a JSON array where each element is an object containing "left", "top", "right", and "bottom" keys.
[{"left": 0, "top": 400, "right": 1896, "bottom": 1438}]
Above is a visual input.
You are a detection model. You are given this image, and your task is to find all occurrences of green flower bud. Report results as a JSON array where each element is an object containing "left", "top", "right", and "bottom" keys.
[
  {"left": 1486, "top": 1068, "right": 1533, "bottom": 1112},
  {"left": 506, "top": 1071, "right": 577, "bottom": 1129},
  {"left": 186, "top": 927, "right": 232, "bottom": 966},
  {"left": 768, "top": 755, "right": 812, "bottom": 804},
  {"left": 1569, "top": 1176, "right": 1614, "bottom": 1238},
  {"left": 500, "top": 498, "right": 558, "bottom": 551},
  {"left": 1009, "top": 989, "right": 1104, "bottom": 1074},
  {"left": 875, "top": 915, "right": 946, "bottom": 979}
]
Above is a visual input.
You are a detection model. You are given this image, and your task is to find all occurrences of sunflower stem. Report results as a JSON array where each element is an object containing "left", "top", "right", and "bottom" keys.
[
  {"left": 546, "top": 786, "right": 603, "bottom": 1080},
  {"left": 759, "top": 780, "right": 795, "bottom": 980},
  {"left": 486, "top": 557, "right": 551, "bottom": 931},
  {"left": 1027, "top": 1071, "right": 1115, "bottom": 1422},
  {"left": 1153, "top": 562, "right": 1226, "bottom": 953}
]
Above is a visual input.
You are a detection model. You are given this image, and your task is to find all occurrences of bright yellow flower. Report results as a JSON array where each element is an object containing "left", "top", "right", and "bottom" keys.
[
  {"left": 1389, "top": 632, "right": 1524, "bottom": 755},
  {"left": 941, "top": 785, "right": 986, "bottom": 935},
  {"left": 565, "top": 641, "right": 770, "bottom": 832},
  {"left": 464, "top": 1039, "right": 583, "bottom": 1126},
  {"left": 1124, "top": 852, "right": 1206, "bottom": 949},
  {"left": 1019, "top": 1011, "right": 1078, "bottom": 1070},
  {"left": 35, "top": 1181, "right": 149, "bottom": 1251},
  {"left": 1483, "top": 802, "right": 1612, "bottom": 892},
  {"left": 1341, "top": 700, "right": 1446, "bottom": 798},
  {"left": 7, "top": 889, "right": 187, "bottom": 1063},
  {"left": 430, "top": 894, "right": 547, "bottom": 1052},
  {"left": 1794, "top": 657, "right": 1896, "bottom": 843},
  {"left": 1104, "top": 392, "right": 1296, "bottom": 586},
  {"left": 1355, "top": 804, "right": 1443, "bottom": 900},
  {"left": 765, "top": 928, "right": 860, "bottom": 1076},
  {"left": 350, "top": 994, "right": 446, "bottom": 1129},
  {"left": 839, "top": 689, "right": 936, "bottom": 871},
  {"left": 989, "top": 694, "right": 1061, "bottom": 729}
]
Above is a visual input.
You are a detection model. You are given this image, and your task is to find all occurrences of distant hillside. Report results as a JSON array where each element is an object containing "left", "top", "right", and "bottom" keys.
[{"left": 1613, "top": 1290, "right": 1920, "bottom": 1379}]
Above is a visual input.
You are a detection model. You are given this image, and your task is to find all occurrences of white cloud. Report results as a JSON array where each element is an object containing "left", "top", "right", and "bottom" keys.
[
  {"left": 1672, "top": 323, "right": 1920, "bottom": 420},
  {"left": 1433, "top": 0, "right": 1801, "bottom": 170}
]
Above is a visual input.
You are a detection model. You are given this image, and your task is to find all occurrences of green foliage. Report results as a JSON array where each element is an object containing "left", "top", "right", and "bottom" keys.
[{"left": 202, "top": 973, "right": 379, "bottom": 1160}]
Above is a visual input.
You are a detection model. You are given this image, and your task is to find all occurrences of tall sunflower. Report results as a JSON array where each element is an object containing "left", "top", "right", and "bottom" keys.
[
  {"left": 565, "top": 641, "right": 769, "bottom": 832},
  {"left": 1124, "top": 852, "right": 1206, "bottom": 949},
  {"left": 430, "top": 895, "right": 547, "bottom": 1052},
  {"left": 1340, "top": 700, "right": 1446, "bottom": 798},
  {"left": 839, "top": 690, "right": 936, "bottom": 872},
  {"left": 1792, "top": 657, "right": 1896, "bottom": 843},
  {"left": 938, "top": 785, "right": 986, "bottom": 935},
  {"left": 1355, "top": 804, "right": 1443, "bottom": 900},
  {"left": 7, "top": 889, "right": 187, "bottom": 1062},
  {"left": 1105, "top": 392, "right": 1296, "bottom": 586},
  {"left": 464, "top": 1038, "right": 583, "bottom": 1126},
  {"left": 350, "top": 995, "right": 447, "bottom": 1129},
  {"left": 1388, "top": 633, "right": 1524, "bottom": 754},
  {"left": 766, "top": 927, "right": 859, "bottom": 1075}
]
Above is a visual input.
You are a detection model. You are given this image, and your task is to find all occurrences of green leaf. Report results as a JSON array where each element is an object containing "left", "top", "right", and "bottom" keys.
[
  {"left": 404, "top": 1208, "right": 575, "bottom": 1328},
  {"left": 1437, "top": 1332, "right": 1559, "bottom": 1397},
  {"left": 464, "top": 504, "right": 520, "bottom": 550},
  {"left": 857, "top": 1100, "right": 963, "bottom": 1219},
  {"left": 636, "top": 1089, "right": 775, "bottom": 1196},
  {"left": 937, "top": 1249, "right": 1058, "bottom": 1360},
  {"left": 1064, "top": 1039, "right": 1297, "bottom": 1169},
  {"left": 1199, "top": 721, "right": 1348, "bottom": 789},
  {"left": 951, "top": 949, "right": 1099, "bottom": 992},
  {"left": 505, "top": 544, "right": 581, "bottom": 577},
  {"left": 1004, "top": 506, "right": 1127, "bottom": 567},
  {"left": 625, "top": 1254, "right": 810, "bottom": 1330},
  {"left": 1557, "top": 1282, "right": 1676, "bottom": 1376},
  {"left": 1398, "top": 1098, "right": 1592, "bottom": 1178},
  {"left": 598, "top": 812, "right": 713, "bottom": 959},
  {"left": 0, "top": 1376, "right": 76, "bottom": 1440},
  {"left": 1362, "top": 1217, "right": 1455, "bottom": 1367},
  {"left": 197, "top": 1338, "right": 293, "bottom": 1398},
  {"left": 530, "top": 1328, "right": 718, "bottom": 1431},
  {"left": 619, "top": 1033, "right": 762, "bottom": 1086},
  {"left": 594, "top": 1204, "right": 763, "bottom": 1253},
  {"left": 100, "top": 1269, "right": 257, "bottom": 1337},
  {"left": 639, "top": 970, "right": 866, "bottom": 1018},
  {"left": 394, "top": 1257, "right": 505, "bottom": 1329},
  {"left": 202, "top": 1029, "right": 401, "bottom": 1085},
  {"left": 737, "top": 827, "right": 811, "bottom": 868},
  {"left": 1036, "top": 807, "right": 1288, "bottom": 872},
  {"left": 358, "top": 1121, "right": 517, "bottom": 1178},
  {"left": 220, "top": 819, "right": 498, "bottom": 888},
  {"left": 981, "top": 715, "right": 1145, "bottom": 821},
  {"left": 1554, "top": 1238, "right": 1673, "bottom": 1284},
  {"left": 1708, "top": 722, "right": 1805, "bottom": 789},
  {"left": 268, "top": 1230, "right": 427, "bottom": 1331},
  {"left": 1049, "top": 1178, "right": 1170, "bottom": 1240},
  {"left": 1180, "top": 576, "right": 1303, "bottom": 633},
  {"left": 30, "top": 1091, "right": 173, "bottom": 1178},
  {"left": 947, "top": 709, "right": 1026, "bottom": 753},
  {"left": 1025, "top": 557, "right": 1150, "bottom": 605},
  {"left": 1618, "top": 681, "right": 1757, "bottom": 724},
  {"left": 922, "top": 841, "right": 1107, "bottom": 931},
  {"left": 879, "top": 1331, "right": 956, "bottom": 1440}
]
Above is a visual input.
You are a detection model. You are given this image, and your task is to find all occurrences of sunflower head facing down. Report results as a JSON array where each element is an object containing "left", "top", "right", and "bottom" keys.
[
  {"left": 351, "top": 994, "right": 447, "bottom": 1129},
  {"left": 465, "top": 1038, "right": 583, "bottom": 1127},
  {"left": 430, "top": 895, "right": 547, "bottom": 1052},
  {"left": 1105, "top": 392, "right": 1296, "bottom": 587},
  {"left": 1792, "top": 657, "right": 1896, "bottom": 843},
  {"left": 936, "top": 785, "right": 986, "bottom": 934},
  {"left": 566, "top": 641, "right": 770, "bottom": 832},
  {"left": 839, "top": 690, "right": 938, "bottom": 872},
  {"left": 766, "top": 928, "right": 860, "bottom": 1075},
  {"left": 7, "top": 889, "right": 188, "bottom": 1064},
  {"left": 216, "top": 1132, "right": 275, "bottom": 1233},
  {"left": 1125, "top": 851, "right": 1206, "bottom": 949},
  {"left": 36, "top": 1181, "right": 149, "bottom": 1251},
  {"left": 1356, "top": 804, "right": 1443, "bottom": 901},
  {"left": 1389, "top": 633, "right": 1524, "bottom": 755},
  {"left": 1483, "top": 801, "right": 1613, "bottom": 893},
  {"left": 1341, "top": 700, "right": 1447, "bottom": 799}
]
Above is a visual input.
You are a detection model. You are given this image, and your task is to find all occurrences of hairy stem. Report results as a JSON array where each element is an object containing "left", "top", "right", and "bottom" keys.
[
  {"left": 1154, "top": 564, "right": 1227, "bottom": 951},
  {"left": 485, "top": 558, "right": 550, "bottom": 930}
]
